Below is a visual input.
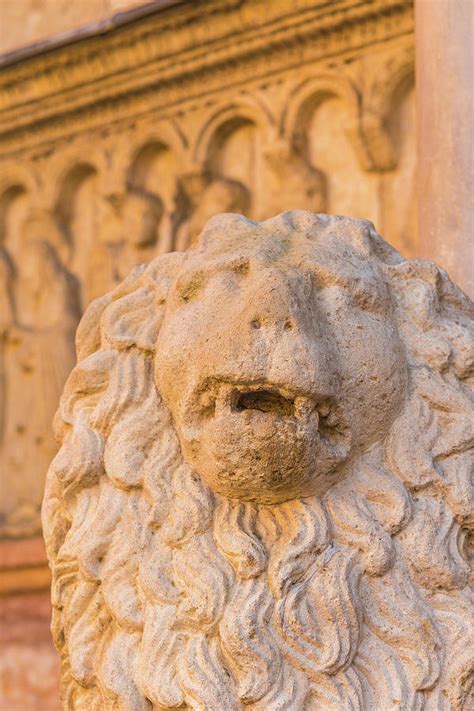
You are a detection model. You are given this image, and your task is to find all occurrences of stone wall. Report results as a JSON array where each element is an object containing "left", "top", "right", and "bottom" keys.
[{"left": 0, "top": 0, "right": 415, "bottom": 706}]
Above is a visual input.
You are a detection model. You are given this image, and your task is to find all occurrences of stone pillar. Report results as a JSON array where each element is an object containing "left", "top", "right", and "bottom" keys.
[{"left": 415, "top": 0, "right": 474, "bottom": 297}]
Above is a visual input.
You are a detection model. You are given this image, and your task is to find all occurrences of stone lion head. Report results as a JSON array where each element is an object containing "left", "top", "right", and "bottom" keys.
[{"left": 43, "top": 212, "right": 473, "bottom": 710}]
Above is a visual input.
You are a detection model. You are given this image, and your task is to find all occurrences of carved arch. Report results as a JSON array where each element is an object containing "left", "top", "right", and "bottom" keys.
[
  {"left": 52, "top": 162, "right": 98, "bottom": 247},
  {"left": 0, "top": 165, "right": 39, "bottom": 244},
  {"left": 47, "top": 148, "right": 106, "bottom": 256},
  {"left": 387, "top": 68, "right": 415, "bottom": 116},
  {"left": 280, "top": 74, "right": 374, "bottom": 167},
  {"left": 47, "top": 144, "right": 107, "bottom": 207},
  {"left": 115, "top": 124, "right": 187, "bottom": 194},
  {"left": 193, "top": 97, "right": 276, "bottom": 168},
  {"left": 282, "top": 74, "right": 360, "bottom": 140},
  {"left": 364, "top": 48, "right": 415, "bottom": 128},
  {"left": 384, "top": 68, "right": 415, "bottom": 171},
  {"left": 360, "top": 48, "right": 415, "bottom": 171},
  {"left": 0, "top": 164, "right": 37, "bottom": 204},
  {"left": 42, "top": 161, "right": 99, "bottom": 281},
  {"left": 0, "top": 185, "right": 27, "bottom": 245},
  {"left": 127, "top": 141, "right": 172, "bottom": 192},
  {"left": 283, "top": 73, "right": 400, "bottom": 172}
]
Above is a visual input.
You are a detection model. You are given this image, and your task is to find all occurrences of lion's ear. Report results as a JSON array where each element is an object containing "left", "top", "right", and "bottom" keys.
[
  {"left": 75, "top": 265, "right": 147, "bottom": 362},
  {"left": 100, "top": 252, "right": 186, "bottom": 353},
  {"left": 387, "top": 258, "right": 472, "bottom": 311},
  {"left": 142, "top": 251, "right": 187, "bottom": 298},
  {"left": 101, "top": 287, "right": 161, "bottom": 352},
  {"left": 76, "top": 293, "right": 113, "bottom": 362}
]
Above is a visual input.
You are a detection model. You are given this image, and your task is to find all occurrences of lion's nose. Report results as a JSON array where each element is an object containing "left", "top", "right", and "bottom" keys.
[
  {"left": 245, "top": 272, "right": 302, "bottom": 334},
  {"left": 249, "top": 315, "right": 295, "bottom": 332}
]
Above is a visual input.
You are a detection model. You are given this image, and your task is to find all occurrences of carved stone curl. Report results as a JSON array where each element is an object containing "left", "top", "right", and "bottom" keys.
[{"left": 43, "top": 211, "right": 473, "bottom": 710}]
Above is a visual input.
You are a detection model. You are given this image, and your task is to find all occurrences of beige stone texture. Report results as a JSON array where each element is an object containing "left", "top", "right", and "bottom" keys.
[{"left": 43, "top": 211, "right": 474, "bottom": 710}]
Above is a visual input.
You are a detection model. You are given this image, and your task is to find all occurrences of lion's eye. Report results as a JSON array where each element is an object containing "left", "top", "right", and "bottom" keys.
[
  {"left": 231, "top": 260, "right": 250, "bottom": 277},
  {"left": 176, "top": 272, "right": 205, "bottom": 303},
  {"left": 316, "top": 277, "right": 387, "bottom": 314},
  {"left": 350, "top": 282, "right": 387, "bottom": 314}
]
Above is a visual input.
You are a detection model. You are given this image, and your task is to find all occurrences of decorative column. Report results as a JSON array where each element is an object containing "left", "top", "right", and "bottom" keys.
[{"left": 415, "top": 0, "right": 474, "bottom": 297}]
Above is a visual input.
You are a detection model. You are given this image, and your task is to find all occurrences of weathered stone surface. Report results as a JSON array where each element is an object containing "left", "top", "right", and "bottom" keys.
[{"left": 43, "top": 211, "right": 474, "bottom": 710}]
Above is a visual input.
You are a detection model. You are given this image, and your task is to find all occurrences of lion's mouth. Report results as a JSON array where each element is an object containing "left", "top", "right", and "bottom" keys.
[
  {"left": 193, "top": 380, "right": 351, "bottom": 449},
  {"left": 226, "top": 383, "right": 311, "bottom": 420},
  {"left": 234, "top": 389, "right": 295, "bottom": 417},
  {"left": 196, "top": 381, "right": 349, "bottom": 453}
]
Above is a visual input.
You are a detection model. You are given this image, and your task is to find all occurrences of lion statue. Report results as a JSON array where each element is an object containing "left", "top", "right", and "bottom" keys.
[{"left": 42, "top": 211, "right": 473, "bottom": 710}]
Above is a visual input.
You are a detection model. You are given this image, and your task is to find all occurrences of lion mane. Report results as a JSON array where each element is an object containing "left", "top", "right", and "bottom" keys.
[{"left": 42, "top": 213, "right": 473, "bottom": 710}]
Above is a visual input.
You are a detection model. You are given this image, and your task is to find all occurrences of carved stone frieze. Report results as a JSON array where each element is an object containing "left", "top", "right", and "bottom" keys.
[
  {"left": 0, "top": 0, "right": 416, "bottom": 541},
  {"left": 0, "top": 0, "right": 413, "bottom": 153}
]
